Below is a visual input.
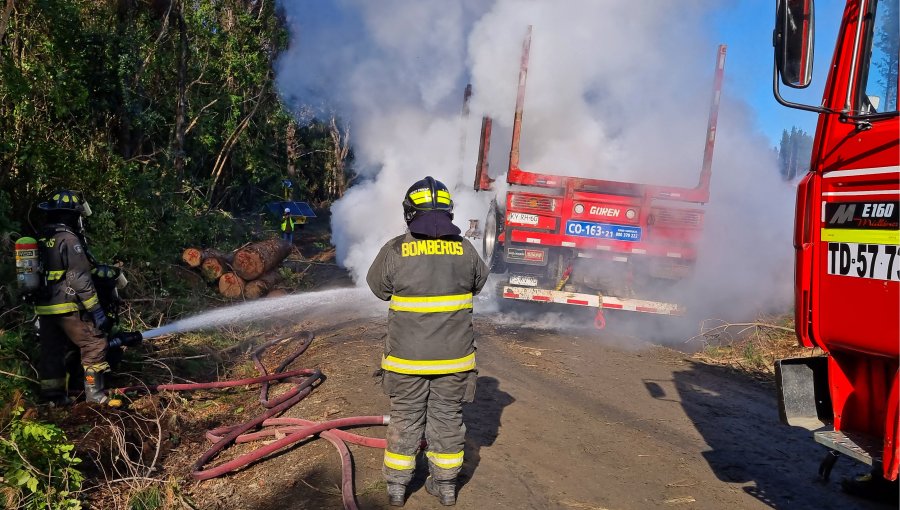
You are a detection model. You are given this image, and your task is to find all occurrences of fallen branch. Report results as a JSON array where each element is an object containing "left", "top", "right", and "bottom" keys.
[
  {"left": 687, "top": 320, "right": 794, "bottom": 344},
  {"left": 0, "top": 369, "right": 38, "bottom": 384}
]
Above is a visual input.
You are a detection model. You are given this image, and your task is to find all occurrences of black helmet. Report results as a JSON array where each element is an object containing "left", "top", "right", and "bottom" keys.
[
  {"left": 402, "top": 176, "right": 453, "bottom": 224},
  {"left": 38, "top": 190, "right": 92, "bottom": 217}
]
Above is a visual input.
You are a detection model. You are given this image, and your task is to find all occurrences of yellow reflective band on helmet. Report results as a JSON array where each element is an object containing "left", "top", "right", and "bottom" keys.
[
  {"left": 82, "top": 294, "right": 100, "bottom": 310},
  {"left": 381, "top": 352, "right": 476, "bottom": 375},
  {"left": 46, "top": 270, "right": 65, "bottom": 281},
  {"left": 436, "top": 189, "right": 452, "bottom": 205},
  {"left": 389, "top": 293, "right": 473, "bottom": 313},
  {"left": 384, "top": 450, "right": 416, "bottom": 471},
  {"left": 35, "top": 302, "right": 81, "bottom": 315},
  {"left": 62, "top": 194, "right": 70, "bottom": 203},
  {"left": 426, "top": 450, "right": 464, "bottom": 469},
  {"left": 409, "top": 189, "right": 433, "bottom": 205}
]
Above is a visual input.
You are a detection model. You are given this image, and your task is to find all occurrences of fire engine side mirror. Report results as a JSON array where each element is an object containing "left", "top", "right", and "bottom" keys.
[{"left": 775, "top": 0, "right": 815, "bottom": 88}]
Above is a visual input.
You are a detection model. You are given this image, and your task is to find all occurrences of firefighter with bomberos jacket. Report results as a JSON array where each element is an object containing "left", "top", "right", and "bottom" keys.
[
  {"left": 367, "top": 176, "right": 489, "bottom": 507},
  {"left": 33, "top": 190, "right": 116, "bottom": 404}
]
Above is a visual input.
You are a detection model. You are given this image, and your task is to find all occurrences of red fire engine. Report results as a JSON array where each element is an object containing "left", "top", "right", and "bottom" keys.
[
  {"left": 474, "top": 27, "right": 726, "bottom": 327},
  {"left": 772, "top": 0, "right": 899, "bottom": 486}
]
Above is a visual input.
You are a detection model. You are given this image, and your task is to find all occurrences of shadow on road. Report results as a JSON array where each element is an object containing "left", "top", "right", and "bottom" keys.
[
  {"left": 647, "top": 360, "right": 890, "bottom": 509},
  {"left": 459, "top": 376, "right": 515, "bottom": 489}
]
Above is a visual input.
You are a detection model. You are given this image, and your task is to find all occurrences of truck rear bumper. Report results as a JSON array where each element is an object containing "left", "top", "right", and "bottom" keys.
[{"left": 500, "top": 285, "right": 683, "bottom": 315}]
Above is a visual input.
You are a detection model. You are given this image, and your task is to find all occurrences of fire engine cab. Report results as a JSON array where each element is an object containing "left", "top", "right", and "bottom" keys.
[{"left": 772, "top": 0, "right": 899, "bottom": 488}]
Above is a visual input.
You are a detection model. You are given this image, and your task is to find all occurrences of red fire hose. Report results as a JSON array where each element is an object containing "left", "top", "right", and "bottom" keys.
[{"left": 110, "top": 332, "right": 387, "bottom": 510}]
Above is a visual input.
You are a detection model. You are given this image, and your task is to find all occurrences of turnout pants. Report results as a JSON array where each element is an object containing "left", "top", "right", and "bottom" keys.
[
  {"left": 38, "top": 312, "right": 108, "bottom": 396},
  {"left": 382, "top": 370, "right": 476, "bottom": 485}
]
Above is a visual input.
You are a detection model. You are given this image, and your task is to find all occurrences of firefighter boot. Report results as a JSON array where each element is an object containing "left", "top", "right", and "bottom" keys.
[
  {"left": 425, "top": 476, "right": 456, "bottom": 506},
  {"left": 386, "top": 483, "right": 406, "bottom": 507},
  {"left": 39, "top": 378, "right": 71, "bottom": 406},
  {"left": 83, "top": 368, "right": 109, "bottom": 404}
]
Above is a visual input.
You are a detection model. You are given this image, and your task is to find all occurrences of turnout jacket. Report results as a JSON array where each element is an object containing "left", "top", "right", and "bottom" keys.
[
  {"left": 367, "top": 232, "right": 489, "bottom": 375},
  {"left": 35, "top": 224, "right": 101, "bottom": 316}
]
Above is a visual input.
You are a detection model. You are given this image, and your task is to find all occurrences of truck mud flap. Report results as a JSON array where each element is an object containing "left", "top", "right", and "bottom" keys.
[{"left": 775, "top": 356, "right": 832, "bottom": 430}]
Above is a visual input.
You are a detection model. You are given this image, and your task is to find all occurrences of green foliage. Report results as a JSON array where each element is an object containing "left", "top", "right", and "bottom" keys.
[
  {"left": 0, "top": 329, "right": 36, "bottom": 403},
  {"left": 0, "top": 0, "right": 352, "bottom": 317},
  {"left": 0, "top": 407, "right": 84, "bottom": 510},
  {"left": 776, "top": 126, "right": 813, "bottom": 181},
  {"left": 128, "top": 485, "right": 163, "bottom": 510}
]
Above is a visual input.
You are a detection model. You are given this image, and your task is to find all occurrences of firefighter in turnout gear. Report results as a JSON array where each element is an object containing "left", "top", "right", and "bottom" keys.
[
  {"left": 367, "top": 176, "right": 489, "bottom": 506},
  {"left": 34, "top": 190, "right": 112, "bottom": 404}
]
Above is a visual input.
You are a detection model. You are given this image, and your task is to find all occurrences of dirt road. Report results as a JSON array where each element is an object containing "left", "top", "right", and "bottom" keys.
[{"left": 186, "top": 312, "right": 887, "bottom": 510}]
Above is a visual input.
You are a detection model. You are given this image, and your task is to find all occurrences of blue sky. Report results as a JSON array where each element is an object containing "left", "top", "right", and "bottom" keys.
[{"left": 712, "top": 0, "right": 843, "bottom": 148}]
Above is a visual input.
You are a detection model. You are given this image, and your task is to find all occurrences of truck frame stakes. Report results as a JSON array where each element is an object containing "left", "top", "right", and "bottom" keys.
[
  {"left": 772, "top": 0, "right": 899, "bottom": 486},
  {"left": 474, "top": 26, "right": 726, "bottom": 327}
]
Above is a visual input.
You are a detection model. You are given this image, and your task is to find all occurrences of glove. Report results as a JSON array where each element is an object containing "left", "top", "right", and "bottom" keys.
[
  {"left": 91, "top": 307, "right": 112, "bottom": 332},
  {"left": 107, "top": 331, "right": 143, "bottom": 349}
]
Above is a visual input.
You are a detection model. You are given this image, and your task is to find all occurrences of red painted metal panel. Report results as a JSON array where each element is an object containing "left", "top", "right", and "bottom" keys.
[
  {"left": 508, "top": 229, "right": 697, "bottom": 259},
  {"left": 884, "top": 370, "right": 899, "bottom": 480}
]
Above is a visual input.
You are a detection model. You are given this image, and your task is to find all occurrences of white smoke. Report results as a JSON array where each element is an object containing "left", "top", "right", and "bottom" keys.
[{"left": 276, "top": 0, "right": 795, "bottom": 335}]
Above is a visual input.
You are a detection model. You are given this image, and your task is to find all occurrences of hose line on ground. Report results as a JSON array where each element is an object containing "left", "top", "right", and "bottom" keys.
[{"left": 109, "top": 331, "right": 386, "bottom": 510}]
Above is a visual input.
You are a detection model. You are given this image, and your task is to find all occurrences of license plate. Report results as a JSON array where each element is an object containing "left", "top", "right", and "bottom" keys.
[
  {"left": 508, "top": 212, "right": 539, "bottom": 225},
  {"left": 509, "top": 274, "right": 539, "bottom": 287},
  {"left": 565, "top": 220, "right": 642, "bottom": 242},
  {"left": 827, "top": 242, "right": 900, "bottom": 281}
]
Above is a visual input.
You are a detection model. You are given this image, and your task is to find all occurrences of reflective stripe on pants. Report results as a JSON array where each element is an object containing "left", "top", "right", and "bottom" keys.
[{"left": 381, "top": 370, "right": 469, "bottom": 484}]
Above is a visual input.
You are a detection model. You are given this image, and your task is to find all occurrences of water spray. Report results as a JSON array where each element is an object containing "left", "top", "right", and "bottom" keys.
[{"left": 139, "top": 287, "right": 377, "bottom": 340}]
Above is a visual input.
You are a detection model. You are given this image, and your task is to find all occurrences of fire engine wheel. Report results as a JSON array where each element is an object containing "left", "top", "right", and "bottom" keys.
[{"left": 483, "top": 199, "right": 506, "bottom": 274}]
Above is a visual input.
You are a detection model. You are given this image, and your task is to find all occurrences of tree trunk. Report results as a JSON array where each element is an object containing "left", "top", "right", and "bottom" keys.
[
  {"left": 218, "top": 272, "right": 245, "bottom": 298},
  {"left": 182, "top": 248, "right": 234, "bottom": 268},
  {"left": 182, "top": 248, "right": 203, "bottom": 267},
  {"left": 328, "top": 116, "right": 350, "bottom": 199},
  {"left": 244, "top": 270, "right": 282, "bottom": 299},
  {"left": 200, "top": 257, "right": 228, "bottom": 282},
  {"left": 173, "top": 1, "right": 188, "bottom": 178},
  {"left": 266, "top": 289, "right": 288, "bottom": 299},
  {"left": 232, "top": 239, "right": 291, "bottom": 280}
]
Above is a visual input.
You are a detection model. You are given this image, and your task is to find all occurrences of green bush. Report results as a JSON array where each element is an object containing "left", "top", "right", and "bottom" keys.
[{"left": 0, "top": 407, "right": 83, "bottom": 510}]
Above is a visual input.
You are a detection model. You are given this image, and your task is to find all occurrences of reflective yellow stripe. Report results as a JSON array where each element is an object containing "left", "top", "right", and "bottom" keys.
[
  {"left": 40, "top": 378, "right": 67, "bottom": 390},
  {"left": 389, "top": 293, "right": 473, "bottom": 313},
  {"left": 35, "top": 302, "right": 81, "bottom": 315},
  {"left": 82, "top": 294, "right": 100, "bottom": 310},
  {"left": 384, "top": 450, "right": 416, "bottom": 471},
  {"left": 436, "top": 190, "right": 452, "bottom": 205},
  {"left": 83, "top": 362, "right": 110, "bottom": 372},
  {"left": 382, "top": 353, "right": 476, "bottom": 375},
  {"left": 46, "top": 270, "right": 65, "bottom": 281},
  {"left": 426, "top": 451, "right": 464, "bottom": 469},
  {"left": 409, "top": 189, "right": 433, "bottom": 205},
  {"left": 821, "top": 228, "right": 900, "bottom": 245}
]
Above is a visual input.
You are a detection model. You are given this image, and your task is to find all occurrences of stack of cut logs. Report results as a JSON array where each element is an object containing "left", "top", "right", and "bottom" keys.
[{"left": 182, "top": 239, "right": 290, "bottom": 299}]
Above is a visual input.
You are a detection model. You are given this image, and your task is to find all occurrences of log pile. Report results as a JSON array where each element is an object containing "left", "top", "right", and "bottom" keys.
[{"left": 181, "top": 239, "right": 291, "bottom": 299}]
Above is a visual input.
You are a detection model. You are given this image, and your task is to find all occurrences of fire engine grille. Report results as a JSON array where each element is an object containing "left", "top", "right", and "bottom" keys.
[
  {"left": 510, "top": 194, "right": 555, "bottom": 212},
  {"left": 654, "top": 208, "right": 703, "bottom": 228}
]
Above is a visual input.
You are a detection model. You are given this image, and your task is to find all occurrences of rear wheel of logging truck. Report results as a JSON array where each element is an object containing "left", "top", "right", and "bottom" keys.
[{"left": 473, "top": 26, "right": 726, "bottom": 327}]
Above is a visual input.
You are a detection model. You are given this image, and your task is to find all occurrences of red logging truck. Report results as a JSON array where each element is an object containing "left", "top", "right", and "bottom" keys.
[
  {"left": 473, "top": 27, "right": 726, "bottom": 328},
  {"left": 771, "top": 0, "right": 899, "bottom": 492}
]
